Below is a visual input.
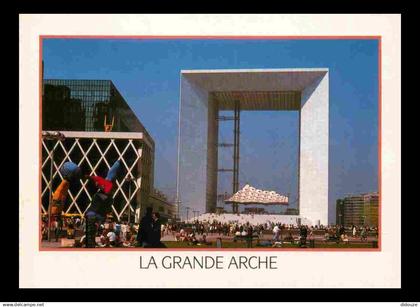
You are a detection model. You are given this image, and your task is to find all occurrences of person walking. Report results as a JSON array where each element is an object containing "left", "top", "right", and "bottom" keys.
[
  {"left": 298, "top": 225, "right": 306, "bottom": 247},
  {"left": 246, "top": 225, "right": 254, "bottom": 248},
  {"left": 299, "top": 225, "right": 308, "bottom": 247},
  {"left": 51, "top": 218, "right": 59, "bottom": 242},
  {"left": 150, "top": 212, "right": 166, "bottom": 248},
  {"left": 336, "top": 226, "right": 342, "bottom": 244},
  {"left": 121, "top": 221, "right": 128, "bottom": 241},
  {"left": 136, "top": 207, "right": 154, "bottom": 247},
  {"left": 361, "top": 226, "right": 367, "bottom": 242},
  {"left": 272, "top": 224, "right": 280, "bottom": 242}
]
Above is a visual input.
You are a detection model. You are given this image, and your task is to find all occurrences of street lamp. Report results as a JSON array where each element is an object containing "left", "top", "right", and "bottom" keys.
[
  {"left": 174, "top": 197, "right": 181, "bottom": 222},
  {"left": 125, "top": 175, "right": 133, "bottom": 225},
  {"left": 185, "top": 206, "right": 190, "bottom": 221},
  {"left": 42, "top": 131, "right": 65, "bottom": 242}
]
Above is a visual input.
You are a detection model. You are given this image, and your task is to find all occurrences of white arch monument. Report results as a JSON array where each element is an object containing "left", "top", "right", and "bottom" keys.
[{"left": 177, "top": 68, "right": 329, "bottom": 225}]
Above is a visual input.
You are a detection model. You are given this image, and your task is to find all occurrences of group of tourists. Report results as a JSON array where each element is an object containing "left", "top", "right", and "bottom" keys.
[
  {"left": 158, "top": 219, "right": 378, "bottom": 248},
  {"left": 77, "top": 220, "right": 138, "bottom": 248},
  {"left": 164, "top": 220, "right": 272, "bottom": 238},
  {"left": 41, "top": 215, "right": 82, "bottom": 241},
  {"left": 43, "top": 208, "right": 167, "bottom": 248},
  {"left": 82, "top": 207, "right": 166, "bottom": 248}
]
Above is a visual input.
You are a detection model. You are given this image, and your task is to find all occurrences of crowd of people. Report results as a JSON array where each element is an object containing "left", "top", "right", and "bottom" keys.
[
  {"left": 162, "top": 220, "right": 378, "bottom": 239},
  {"left": 79, "top": 219, "right": 138, "bottom": 248},
  {"left": 42, "top": 210, "right": 378, "bottom": 248},
  {"left": 42, "top": 206, "right": 167, "bottom": 248},
  {"left": 321, "top": 224, "right": 377, "bottom": 243},
  {"left": 158, "top": 219, "right": 379, "bottom": 247},
  {"left": 41, "top": 215, "right": 82, "bottom": 242}
]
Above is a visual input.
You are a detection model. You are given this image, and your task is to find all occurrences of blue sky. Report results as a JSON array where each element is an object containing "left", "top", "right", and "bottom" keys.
[{"left": 42, "top": 38, "right": 379, "bottom": 223}]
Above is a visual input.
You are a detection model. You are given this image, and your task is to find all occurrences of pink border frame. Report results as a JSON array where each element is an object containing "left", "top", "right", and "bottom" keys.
[{"left": 38, "top": 35, "right": 382, "bottom": 252}]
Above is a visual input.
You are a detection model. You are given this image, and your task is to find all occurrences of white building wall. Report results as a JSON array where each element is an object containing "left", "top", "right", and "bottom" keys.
[
  {"left": 299, "top": 72, "right": 329, "bottom": 225},
  {"left": 178, "top": 77, "right": 209, "bottom": 215},
  {"left": 178, "top": 69, "right": 329, "bottom": 223},
  {"left": 206, "top": 95, "right": 219, "bottom": 213}
]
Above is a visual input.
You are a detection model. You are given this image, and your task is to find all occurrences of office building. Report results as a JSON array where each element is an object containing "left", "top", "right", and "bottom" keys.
[
  {"left": 149, "top": 188, "right": 177, "bottom": 222},
  {"left": 43, "top": 79, "right": 152, "bottom": 139},
  {"left": 41, "top": 79, "right": 155, "bottom": 222},
  {"left": 342, "top": 193, "right": 379, "bottom": 227}
]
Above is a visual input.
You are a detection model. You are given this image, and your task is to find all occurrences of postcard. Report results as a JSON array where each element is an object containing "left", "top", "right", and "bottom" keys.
[{"left": 19, "top": 14, "right": 401, "bottom": 288}]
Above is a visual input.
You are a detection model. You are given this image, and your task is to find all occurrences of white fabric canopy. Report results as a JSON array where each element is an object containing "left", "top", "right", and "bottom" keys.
[{"left": 225, "top": 184, "right": 288, "bottom": 205}]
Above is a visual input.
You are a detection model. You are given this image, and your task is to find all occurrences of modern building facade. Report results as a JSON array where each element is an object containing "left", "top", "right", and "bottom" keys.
[
  {"left": 342, "top": 193, "right": 379, "bottom": 227},
  {"left": 43, "top": 80, "right": 152, "bottom": 140},
  {"left": 148, "top": 188, "right": 177, "bottom": 222},
  {"left": 177, "top": 69, "right": 329, "bottom": 226},
  {"left": 41, "top": 79, "right": 156, "bottom": 222},
  {"left": 42, "top": 84, "right": 85, "bottom": 131},
  {"left": 41, "top": 131, "right": 155, "bottom": 223}
]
